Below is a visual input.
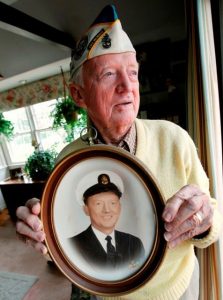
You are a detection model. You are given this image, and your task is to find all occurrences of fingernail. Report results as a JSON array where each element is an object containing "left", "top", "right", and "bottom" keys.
[
  {"left": 33, "top": 222, "right": 41, "bottom": 231},
  {"left": 41, "top": 247, "right": 47, "bottom": 255},
  {"left": 165, "top": 223, "right": 172, "bottom": 231},
  {"left": 163, "top": 212, "right": 172, "bottom": 222},
  {"left": 168, "top": 241, "right": 176, "bottom": 249},
  {"left": 164, "top": 232, "right": 172, "bottom": 241},
  {"left": 37, "top": 232, "right": 45, "bottom": 242}
]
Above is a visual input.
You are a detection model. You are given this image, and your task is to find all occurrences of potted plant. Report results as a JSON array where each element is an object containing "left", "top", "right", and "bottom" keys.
[
  {"left": 50, "top": 96, "right": 87, "bottom": 143},
  {"left": 24, "top": 149, "right": 57, "bottom": 181},
  {"left": 0, "top": 112, "right": 14, "bottom": 139}
]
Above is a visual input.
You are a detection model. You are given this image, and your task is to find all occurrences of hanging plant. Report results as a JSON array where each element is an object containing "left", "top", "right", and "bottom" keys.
[
  {"left": 50, "top": 96, "right": 87, "bottom": 143},
  {"left": 0, "top": 112, "right": 14, "bottom": 139},
  {"left": 50, "top": 68, "right": 87, "bottom": 143}
]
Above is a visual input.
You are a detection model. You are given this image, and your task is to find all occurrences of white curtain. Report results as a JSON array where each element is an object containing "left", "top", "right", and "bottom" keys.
[{"left": 187, "top": 0, "right": 223, "bottom": 299}]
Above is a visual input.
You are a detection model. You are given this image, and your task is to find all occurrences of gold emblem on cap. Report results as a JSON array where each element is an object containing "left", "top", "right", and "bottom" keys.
[{"left": 98, "top": 174, "right": 110, "bottom": 185}]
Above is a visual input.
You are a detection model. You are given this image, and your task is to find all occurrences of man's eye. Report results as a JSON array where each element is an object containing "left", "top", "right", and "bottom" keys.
[
  {"left": 104, "top": 71, "right": 114, "bottom": 77},
  {"left": 130, "top": 70, "right": 138, "bottom": 76}
]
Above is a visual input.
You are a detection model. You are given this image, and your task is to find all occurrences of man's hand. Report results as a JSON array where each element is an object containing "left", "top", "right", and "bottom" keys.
[
  {"left": 16, "top": 198, "right": 48, "bottom": 254},
  {"left": 162, "top": 184, "right": 214, "bottom": 248}
]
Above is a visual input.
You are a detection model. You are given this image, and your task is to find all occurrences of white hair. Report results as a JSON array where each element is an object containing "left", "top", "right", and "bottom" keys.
[{"left": 70, "top": 65, "right": 84, "bottom": 87}]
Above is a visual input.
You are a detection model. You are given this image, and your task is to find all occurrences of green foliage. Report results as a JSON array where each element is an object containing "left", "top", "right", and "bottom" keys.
[
  {"left": 70, "top": 285, "right": 91, "bottom": 300},
  {"left": 0, "top": 112, "right": 14, "bottom": 139},
  {"left": 24, "top": 149, "right": 57, "bottom": 181},
  {"left": 50, "top": 96, "right": 87, "bottom": 143}
]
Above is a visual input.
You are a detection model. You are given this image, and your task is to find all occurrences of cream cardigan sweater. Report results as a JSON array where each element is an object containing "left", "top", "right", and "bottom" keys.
[{"left": 57, "top": 119, "right": 221, "bottom": 300}]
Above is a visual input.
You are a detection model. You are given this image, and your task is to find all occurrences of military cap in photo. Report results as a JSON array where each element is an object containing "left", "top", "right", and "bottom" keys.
[
  {"left": 83, "top": 173, "right": 122, "bottom": 204},
  {"left": 70, "top": 4, "right": 135, "bottom": 78}
]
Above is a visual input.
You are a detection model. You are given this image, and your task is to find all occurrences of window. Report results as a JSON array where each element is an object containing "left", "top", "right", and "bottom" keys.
[
  {"left": 3, "top": 107, "right": 33, "bottom": 164},
  {"left": 1, "top": 100, "right": 69, "bottom": 165},
  {"left": 30, "top": 100, "right": 67, "bottom": 153},
  {"left": 0, "top": 147, "right": 6, "bottom": 167}
]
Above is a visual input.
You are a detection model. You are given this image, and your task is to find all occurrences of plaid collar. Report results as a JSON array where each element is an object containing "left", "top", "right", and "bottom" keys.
[
  {"left": 94, "top": 122, "right": 137, "bottom": 155},
  {"left": 116, "top": 123, "right": 136, "bottom": 155}
]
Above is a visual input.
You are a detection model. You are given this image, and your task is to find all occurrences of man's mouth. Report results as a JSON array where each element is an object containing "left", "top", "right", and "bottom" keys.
[
  {"left": 115, "top": 101, "right": 132, "bottom": 108},
  {"left": 103, "top": 215, "right": 113, "bottom": 220}
]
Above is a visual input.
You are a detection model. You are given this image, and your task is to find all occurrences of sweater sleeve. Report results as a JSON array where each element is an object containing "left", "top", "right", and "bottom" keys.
[
  {"left": 183, "top": 131, "right": 222, "bottom": 248},
  {"left": 191, "top": 206, "right": 222, "bottom": 248}
]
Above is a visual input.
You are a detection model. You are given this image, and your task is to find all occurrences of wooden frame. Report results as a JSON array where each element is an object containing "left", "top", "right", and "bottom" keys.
[{"left": 41, "top": 145, "right": 167, "bottom": 296}]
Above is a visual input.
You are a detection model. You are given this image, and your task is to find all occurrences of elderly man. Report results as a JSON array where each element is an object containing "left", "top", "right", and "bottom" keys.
[{"left": 16, "top": 4, "right": 221, "bottom": 300}]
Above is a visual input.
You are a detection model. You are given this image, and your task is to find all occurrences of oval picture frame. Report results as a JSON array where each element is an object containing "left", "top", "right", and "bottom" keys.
[{"left": 41, "top": 145, "right": 167, "bottom": 296}]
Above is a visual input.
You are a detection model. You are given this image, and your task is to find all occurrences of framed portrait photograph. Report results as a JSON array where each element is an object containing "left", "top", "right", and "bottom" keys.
[{"left": 41, "top": 145, "right": 167, "bottom": 296}]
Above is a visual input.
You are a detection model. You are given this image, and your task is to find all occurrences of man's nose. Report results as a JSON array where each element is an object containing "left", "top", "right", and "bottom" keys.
[
  {"left": 103, "top": 202, "right": 111, "bottom": 212},
  {"left": 116, "top": 72, "right": 132, "bottom": 93}
]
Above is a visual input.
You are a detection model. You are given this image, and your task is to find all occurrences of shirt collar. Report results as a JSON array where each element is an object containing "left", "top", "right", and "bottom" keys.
[
  {"left": 91, "top": 226, "right": 116, "bottom": 251},
  {"left": 117, "top": 123, "right": 136, "bottom": 155},
  {"left": 94, "top": 122, "right": 137, "bottom": 155}
]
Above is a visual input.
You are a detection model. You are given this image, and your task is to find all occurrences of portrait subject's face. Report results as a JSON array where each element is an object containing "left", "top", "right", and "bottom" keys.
[
  {"left": 83, "top": 191, "right": 121, "bottom": 234},
  {"left": 80, "top": 52, "right": 140, "bottom": 139}
]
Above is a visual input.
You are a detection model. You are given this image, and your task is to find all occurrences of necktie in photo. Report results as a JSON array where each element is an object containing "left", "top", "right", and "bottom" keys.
[{"left": 105, "top": 235, "right": 116, "bottom": 265}]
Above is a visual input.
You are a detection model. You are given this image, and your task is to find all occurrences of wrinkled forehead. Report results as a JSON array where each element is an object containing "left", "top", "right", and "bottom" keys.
[{"left": 83, "top": 52, "right": 138, "bottom": 74}]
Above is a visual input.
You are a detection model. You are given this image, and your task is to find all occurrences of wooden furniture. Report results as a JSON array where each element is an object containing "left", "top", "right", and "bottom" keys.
[{"left": 0, "top": 178, "right": 46, "bottom": 222}]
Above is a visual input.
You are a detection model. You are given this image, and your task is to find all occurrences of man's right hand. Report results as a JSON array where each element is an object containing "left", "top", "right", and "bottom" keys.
[{"left": 16, "top": 198, "right": 48, "bottom": 254}]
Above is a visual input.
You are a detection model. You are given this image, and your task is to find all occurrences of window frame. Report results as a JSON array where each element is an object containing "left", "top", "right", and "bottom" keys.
[{"left": 1, "top": 100, "right": 68, "bottom": 166}]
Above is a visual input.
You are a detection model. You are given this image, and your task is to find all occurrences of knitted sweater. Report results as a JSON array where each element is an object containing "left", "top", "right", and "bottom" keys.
[{"left": 57, "top": 119, "right": 221, "bottom": 300}]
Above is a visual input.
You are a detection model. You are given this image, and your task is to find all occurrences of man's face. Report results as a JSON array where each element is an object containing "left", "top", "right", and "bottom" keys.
[
  {"left": 83, "top": 191, "right": 121, "bottom": 234},
  {"left": 77, "top": 52, "right": 140, "bottom": 140}
]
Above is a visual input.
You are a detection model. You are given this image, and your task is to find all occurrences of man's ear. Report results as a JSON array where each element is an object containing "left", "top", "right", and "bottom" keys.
[
  {"left": 83, "top": 205, "right": 89, "bottom": 216},
  {"left": 69, "top": 83, "right": 87, "bottom": 108}
]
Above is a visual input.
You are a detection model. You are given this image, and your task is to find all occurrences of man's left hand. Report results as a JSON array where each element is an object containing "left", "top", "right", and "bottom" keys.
[{"left": 162, "top": 184, "right": 214, "bottom": 248}]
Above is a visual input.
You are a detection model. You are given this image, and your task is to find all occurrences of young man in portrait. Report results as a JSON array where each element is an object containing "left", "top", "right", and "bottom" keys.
[{"left": 70, "top": 173, "right": 145, "bottom": 271}]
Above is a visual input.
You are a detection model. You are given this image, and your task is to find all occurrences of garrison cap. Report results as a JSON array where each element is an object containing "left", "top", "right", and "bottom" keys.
[
  {"left": 70, "top": 4, "right": 135, "bottom": 79},
  {"left": 83, "top": 173, "right": 122, "bottom": 204}
]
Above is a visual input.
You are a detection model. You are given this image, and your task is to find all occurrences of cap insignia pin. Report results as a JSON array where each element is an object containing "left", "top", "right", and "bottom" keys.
[{"left": 102, "top": 34, "right": 111, "bottom": 49}]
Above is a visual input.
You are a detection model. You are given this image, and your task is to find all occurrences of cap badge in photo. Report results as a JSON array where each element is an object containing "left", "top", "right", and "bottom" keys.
[
  {"left": 75, "top": 171, "right": 124, "bottom": 206},
  {"left": 83, "top": 173, "right": 122, "bottom": 204},
  {"left": 98, "top": 173, "right": 110, "bottom": 184},
  {"left": 70, "top": 4, "right": 135, "bottom": 78}
]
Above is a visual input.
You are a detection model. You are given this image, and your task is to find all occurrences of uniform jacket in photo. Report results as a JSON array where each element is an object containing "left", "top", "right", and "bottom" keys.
[{"left": 69, "top": 225, "right": 145, "bottom": 270}]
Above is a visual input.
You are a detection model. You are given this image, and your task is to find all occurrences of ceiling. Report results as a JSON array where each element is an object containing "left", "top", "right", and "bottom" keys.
[{"left": 0, "top": 0, "right": 186, "bottom": 92}]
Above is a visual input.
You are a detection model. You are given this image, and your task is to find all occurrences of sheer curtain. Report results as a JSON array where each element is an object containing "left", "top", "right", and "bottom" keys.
[{"left": 186, "top": 0, "right": 223, "bottom": 299}]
